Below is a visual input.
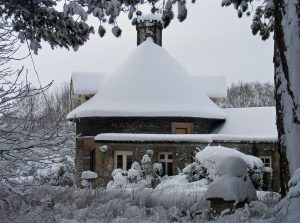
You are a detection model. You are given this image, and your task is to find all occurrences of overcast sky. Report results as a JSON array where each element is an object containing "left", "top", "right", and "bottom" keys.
[{"left": 15, "top": 0, "right": 274, "bottom": 88}]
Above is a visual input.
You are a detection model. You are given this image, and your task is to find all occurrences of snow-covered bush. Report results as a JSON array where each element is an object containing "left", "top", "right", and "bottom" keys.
[
  {"left": 107, "top": 150, "right": 162, "bottom": 189},
  {"left": 141, "top": 150, "right": 162, "bottom": 188},
  {"left": 183, "top": 146, "right": 264, "bottom": 189},
  {"left": 16, "top": 155, "right": 75, "bottom": 186},
  {"left": 128, "top": 162, "right": 142, "bottom": 183},
  {"left": 206, "top": 156, "right": 257, "bottom": 202}
]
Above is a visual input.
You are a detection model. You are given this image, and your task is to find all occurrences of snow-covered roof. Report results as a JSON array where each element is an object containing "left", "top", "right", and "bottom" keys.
[
  {"left": 68, "top": 38, "right": 225, "bottom": 119},
  {"left": 95, "top": 133, "right": 277, "bottom": 143},
  {"left": 71, "top": 72, "right": 227, "bottom": 98},
  {"left": 71, "top": 72, "right": 106, "bottom": 95},
  {"left": 213, "top": 107, "right": 277, "bottom": 137},
  {"left": 194, "top": 76, "right": 227, "bottom": 98},
  {"left": 94, "top": 107, "right": 278, "bottom": 143}
]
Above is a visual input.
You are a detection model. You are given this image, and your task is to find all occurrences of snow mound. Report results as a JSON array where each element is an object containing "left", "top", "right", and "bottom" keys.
[
  {"left": 67, "top": 38, "right": 225, "bottom": 119},
  {"left": 81, "top": 171, "right": 98, "bottom": 180},
  {"left": 218, "top": 156, "right": 248, "bottom": 177},
  {"left": 206, "top": 174, "right": 257, "bottom": 202},
  {"left": 206, "top": 157, "right": 257, "bottom": 202},
  {"left": 195, "top": 145, "right": 264, "bottom": 180}
]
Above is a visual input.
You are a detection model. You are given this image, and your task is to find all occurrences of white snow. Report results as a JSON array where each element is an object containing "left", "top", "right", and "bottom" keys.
[
  {"left": 67, "top": 38, "right": 225, "bottom": 120},
  {"left": 70, "top": 73, "right": 227, "bottom": 98},
  {"left": 95, "top": 133, "right": 277, "bottom": 143},
  {"left": 99, "top": 145, "right": 108, "bottom": 152},
  {"left": 206, "top": 174, "right": 257, "bottom": 202},
  {"left": 213, "top": 107, "right": 277, "bottom": 137},
  {"left": 273, "top": 167, "right": 300, "bottom": 222},
  {"left": 71, "top": 72, "right": 106, "bottom": 95},
  {"left": 206, "top": 156, "right": 257, "bottom": 202},
  {"left": 280, "top": 0, "right": 300, "bottom": 176},
  {"left": 195, "top": 146, "right": 264, "bottom": 172},
  {"left": 217, "top": 156, "right": 248, "bottom": 177},
  {"left": 137, "top": 13, "right": 162, "bottom": 22},
  {"left": 195, "top": 146, "right": 264, "bottom": 180},
  {"left": 81, "top": 170, "right": 98, "bottom": 180}
]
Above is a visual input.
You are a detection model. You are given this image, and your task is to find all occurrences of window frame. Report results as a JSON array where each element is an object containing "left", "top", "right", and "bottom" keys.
[
  {"left": 158, "top": 152, "right": 174, "bottom": 176},
  {"left": 171, "top": 122, "right": 193, "bottom": 134},
  {"left": 259, "top": 156, "right": 272, "bottom": 168},
  {"left": 114, "top": 151, "right": 133, "bottom": 171}
]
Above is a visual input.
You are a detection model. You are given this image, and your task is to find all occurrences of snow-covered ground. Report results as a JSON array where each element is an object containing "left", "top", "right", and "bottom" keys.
[{"left": 0, "top": 174, "right": 281, "bottom": 223}]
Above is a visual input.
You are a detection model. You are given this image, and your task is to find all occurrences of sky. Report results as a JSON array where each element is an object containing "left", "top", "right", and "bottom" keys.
[{"left": 14, "top": 0, "right": 274, "bottom": 89}]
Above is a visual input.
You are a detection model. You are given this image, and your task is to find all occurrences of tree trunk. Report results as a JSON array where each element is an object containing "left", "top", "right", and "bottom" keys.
[{"left": 273, "top": 0, "right": 300, "bottom": 195}]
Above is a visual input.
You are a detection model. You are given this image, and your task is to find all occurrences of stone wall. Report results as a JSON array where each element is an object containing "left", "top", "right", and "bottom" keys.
[
  {"left": 75, "top": 137, "right": 280, "bottom": 191},
  {"left": 76, "top": 117, "right": 224, "bottom": 136}
]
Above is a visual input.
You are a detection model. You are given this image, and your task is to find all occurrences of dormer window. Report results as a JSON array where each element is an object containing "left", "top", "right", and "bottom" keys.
[{"left": 171, "top": 122, "right": 193, "bottom": 134}]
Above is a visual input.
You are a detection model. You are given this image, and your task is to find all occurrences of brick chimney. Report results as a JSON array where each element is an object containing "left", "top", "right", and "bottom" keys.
[{"left": 136, "top": 16, "right": 163, "bottom": 46}]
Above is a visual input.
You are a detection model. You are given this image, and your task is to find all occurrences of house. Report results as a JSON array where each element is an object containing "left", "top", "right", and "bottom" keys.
[{"left": 67, "top": 16, "right": 280, "bottom": 191}]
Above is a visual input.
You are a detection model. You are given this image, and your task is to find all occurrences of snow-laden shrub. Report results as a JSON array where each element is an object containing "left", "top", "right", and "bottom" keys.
[
  {"left": 141, "top": 151, "right": 162, "bottom": 188},
  {"left": 128, "top": 162, "right": 142, "bottom": 183},
  {"left": 183, "top": 146, "right": 264, "bottom": 189},
  {"left": 107, "top": 150, "right": 162, "bottom": 189},
  {"left": 182, "top": 161, "right": 208, "bottom": 183},
  {"left": 34, "top": 155, "right": 75, "bottom": 186},
  {"left": 206, "top": 156, "right": 257, "bottom": 202}
]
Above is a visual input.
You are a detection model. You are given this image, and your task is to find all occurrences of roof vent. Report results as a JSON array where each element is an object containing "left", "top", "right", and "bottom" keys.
[{"left": 136, "top": 14, "right": 163, "bottom": 46}]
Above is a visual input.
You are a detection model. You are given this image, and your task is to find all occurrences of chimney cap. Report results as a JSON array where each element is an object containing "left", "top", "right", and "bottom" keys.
[
  {"left": 136, "top": 13, "right": 163, "bottom": 46},
  {"left": 137, "top": 13, "right": 162, "bottom": 23}
]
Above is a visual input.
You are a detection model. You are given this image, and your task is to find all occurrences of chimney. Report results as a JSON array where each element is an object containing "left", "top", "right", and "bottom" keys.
[{"left": 136, "top": 15, "right": 163, "bottom": 46}]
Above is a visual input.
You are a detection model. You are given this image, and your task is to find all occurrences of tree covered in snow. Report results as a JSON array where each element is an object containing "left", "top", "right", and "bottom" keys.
[
  {"left": 219, "top": 82, "right": 275, "bottom": 108},
  {"left": 0, "top": 26, "right": 75, "bottom": 191},
  {"left": 217, "top": 0, "right": 300, "bottom": 198},
  {"left": 0, "top": 0, "right": 189, "bottom": 53}
]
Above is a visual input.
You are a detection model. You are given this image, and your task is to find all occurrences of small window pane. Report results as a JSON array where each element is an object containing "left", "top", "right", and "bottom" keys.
[
  {"left": 168, "top": 154, "right": 173, "bottom": 160},
  {"left": 167, "top": 163, "right": 173, "bottom": 176},
  {"left": 127, "top": 155, "right": 133, "bottom": 171},
  {"left": 117, "top": 155, "right": 123, "bottom": 169},
  {"left": 160, "top": 154, "right": 165, "bottom": 160}
]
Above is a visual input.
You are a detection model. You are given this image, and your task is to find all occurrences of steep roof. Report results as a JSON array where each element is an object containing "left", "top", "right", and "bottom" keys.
[
  {"left": 67, "top": 38, "right": 225, "bottom": 119},
  {"left": 70, "top": 72, "right": 227, "bottom": 98}
]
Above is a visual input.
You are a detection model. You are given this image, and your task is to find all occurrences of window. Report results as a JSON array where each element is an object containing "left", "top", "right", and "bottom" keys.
[
  {"left": 260, "top": 156, "right": 272, "bottom": 168},
  {"left": 90, "top": 149, "right": 96, "bottom": 172},
  {"left": 171, "top": 122, "right": 193, "bottom": 134},
  {"left": 114, "top": 151, "right": 133, "bottom": 171},
  {"left": 158, "top": 152, "right": 174, "bottom": 176}
]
